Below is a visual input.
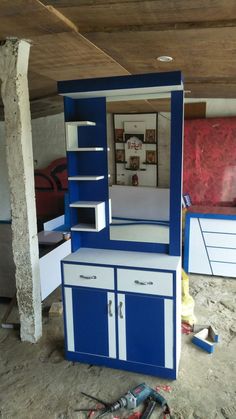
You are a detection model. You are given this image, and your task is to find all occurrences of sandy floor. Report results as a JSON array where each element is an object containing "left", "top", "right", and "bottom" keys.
[{"left": 0, "top": 274, "right": 236, "bottom": 419}]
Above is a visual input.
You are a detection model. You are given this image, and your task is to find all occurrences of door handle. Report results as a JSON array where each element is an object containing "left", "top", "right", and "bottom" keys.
[
  {"left": 134, "top": 280, "right": 153, "bottom": 285},
  {"left": 79, "top": 275, "right": 97, "bottom": 280},
  {"left": 119, "top": 301, "right": 124, "bottom": 319},
  {"left": 108, "top": 299, "right": 113, "bottom": 317}
]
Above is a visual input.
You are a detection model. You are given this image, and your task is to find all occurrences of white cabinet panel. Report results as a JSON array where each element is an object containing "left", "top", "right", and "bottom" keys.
[
  {"left": 117, "top": 269, "right": 173, "bottom": 296},
  {"left": 63, "top": 263, "right": 114, "bottom": 289}
]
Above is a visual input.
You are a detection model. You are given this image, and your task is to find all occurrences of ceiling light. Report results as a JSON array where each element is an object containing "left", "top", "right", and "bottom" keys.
[{"left": 157, "top": 56, "right": 173, "bottom": 62}]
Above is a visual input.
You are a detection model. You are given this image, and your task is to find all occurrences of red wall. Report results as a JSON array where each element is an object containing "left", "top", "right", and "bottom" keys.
[{"left": 183, "top": 117, "right": 236, "bottom": 206}]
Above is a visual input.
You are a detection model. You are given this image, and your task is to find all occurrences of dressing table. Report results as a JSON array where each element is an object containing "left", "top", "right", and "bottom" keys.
[{"left": 58, "top": 71, "right": 184, "bottom": 379}]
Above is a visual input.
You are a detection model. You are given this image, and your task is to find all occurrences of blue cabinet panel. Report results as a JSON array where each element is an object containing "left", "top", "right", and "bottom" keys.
[
  {"left": 72, "top": 288, "right": 109, "bottom": 357},
  {"left": 125, "top": 294, "right": 165, "bottom": 367}
]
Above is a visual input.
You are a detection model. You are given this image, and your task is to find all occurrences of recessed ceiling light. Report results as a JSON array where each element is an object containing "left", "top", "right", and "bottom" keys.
[{"left": 157, "top": 56, "right": 173, "bottom": 62}]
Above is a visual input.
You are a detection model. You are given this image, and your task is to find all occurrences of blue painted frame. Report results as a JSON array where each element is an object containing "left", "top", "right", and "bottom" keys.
[
  {"left": 58, "top": 71, "right": 182, "bottom": 97},
  {"left": 58, "top": 71, "right": 184, "bottom": 256},
  {"left": 169, "top": 91, "right": 184, "bottom": 256}
]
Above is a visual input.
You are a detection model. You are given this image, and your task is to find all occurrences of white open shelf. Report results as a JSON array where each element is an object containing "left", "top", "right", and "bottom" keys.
[
  {"left": 71, "top": 223, "right": 97, "bottom": 232},
  {"left": 68, "top": 176, "right": 104, "bottom": 181},
  {"left": 70, "top": 201, "right": 103, "bottom": 207},
  {"left": 70, "top": 201, "right": 106, "bottom": 232},
  {"left": 65, "top": 121, "right": 96, "bottom": 150},
  {"left": 68, "top": 147, "right": 104, "bottom": 152},
  {"left": 66, "top": 121, "right": 96, "bottom": 126}
]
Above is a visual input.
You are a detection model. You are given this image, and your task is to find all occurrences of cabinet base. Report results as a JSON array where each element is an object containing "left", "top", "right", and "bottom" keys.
[{"left": 65, "top": 350, "right": 177, "bottom": 380}]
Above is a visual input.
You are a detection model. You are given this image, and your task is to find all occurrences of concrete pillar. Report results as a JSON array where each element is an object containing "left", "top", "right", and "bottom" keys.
[{"left": 0, "top": 39, "right": 42, "bottom": 342}]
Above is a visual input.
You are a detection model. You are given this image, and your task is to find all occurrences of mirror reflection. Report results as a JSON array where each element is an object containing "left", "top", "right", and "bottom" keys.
[{"left": 107, "top": 97, "right": 171, "bottom": 244}]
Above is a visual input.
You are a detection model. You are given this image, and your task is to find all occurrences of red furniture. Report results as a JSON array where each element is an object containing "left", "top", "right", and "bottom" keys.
[{"left": 34, "top": 158, "right": 68, "bottom": 222}]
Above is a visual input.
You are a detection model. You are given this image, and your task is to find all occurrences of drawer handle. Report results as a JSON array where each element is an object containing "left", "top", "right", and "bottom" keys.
[
  {"left": 108, "top": 300, "right": 113, "bottom": 317},
  {"left": 119, "top": 301, "right": 124, "bottom": 319},
  {"left": 79, "top": 275, "right": 97, "bottom": 280},
  {"left": 134, "top": 280, "right": 153, "bottom": 286}
]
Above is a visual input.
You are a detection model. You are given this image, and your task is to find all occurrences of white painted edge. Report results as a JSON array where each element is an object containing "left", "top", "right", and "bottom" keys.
[
  {"left": 68, "top": 176, "right": 104, "bottom": 181},
  {"left": 60, "top": 84, "right": 183, "bottom": 100},
  {"left": 67, "top": 147, "right": 103, "bottom": 152},
  {"left": 118, "top": 294, "right": 127, "bottom": 361},
  {"left": 39, "top": 240, "right": 71, "bottom": 300},
  {"left": 70, "top": 201, "right": 103, "bottom": 207},
  {"left": 65, "top": 121, "right": 96, "bottom": 126},
  {"left": 65, "top": 287, "right": 75, "bottom": 352},
  {"left": 43, "top": 215, "right": 65, "bottom": 231},
  {"left": 164, "top": 299, "right": 173, "bottom": 369},
  {"left": 107, "top": 292, "right": 116, "bottom": 358}
]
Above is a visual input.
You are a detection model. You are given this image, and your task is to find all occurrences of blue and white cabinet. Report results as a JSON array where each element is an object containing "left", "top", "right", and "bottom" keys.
[
  {"left": 62, "top": 248, "right": 181, "bottom": 379},
  {"left": 58, "top": 71, "right": 184, "bottom": 379},
  {"left": 184, "top": 208, "right": 236, "bottom": 278}
]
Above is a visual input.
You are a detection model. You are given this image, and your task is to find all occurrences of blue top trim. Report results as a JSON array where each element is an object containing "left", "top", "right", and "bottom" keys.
[
  {"left": 186, "top": 212, "right": 236, "bottom": 221},
  {"left": 58, "top": 71, "right": 183, "bottom": 95}
]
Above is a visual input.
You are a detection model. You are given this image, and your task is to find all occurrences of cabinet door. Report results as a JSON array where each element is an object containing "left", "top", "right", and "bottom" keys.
[
  {"left": 65, "top": 287, "right": 116, "bottom": 358},
  {"left": 118, "top": 293, "right": 173, "bottom": 368}
]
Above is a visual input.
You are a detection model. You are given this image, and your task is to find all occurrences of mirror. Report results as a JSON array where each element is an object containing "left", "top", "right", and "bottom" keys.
[{"left": 106, "top": 97, "right": 171, "bottom": 244}]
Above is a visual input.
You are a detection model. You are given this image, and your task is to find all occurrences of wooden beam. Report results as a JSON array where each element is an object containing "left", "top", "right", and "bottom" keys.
[
  {"left": 81, "top": 20, "right": 236, "bottom": 34},
  {"left": 45, "top": 5, "right": 79, "bottom": 32}
]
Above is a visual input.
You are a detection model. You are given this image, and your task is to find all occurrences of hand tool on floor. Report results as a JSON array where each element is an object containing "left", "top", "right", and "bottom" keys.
[
  {"left": 77, "top": 383, "right": 171, "bottom": 418},
  {"left": 141, "top": 397, "right": 171, "bottom": 419}
]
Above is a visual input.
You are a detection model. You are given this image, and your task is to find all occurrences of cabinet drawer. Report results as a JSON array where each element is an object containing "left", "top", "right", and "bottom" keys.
[
  {"left": 208, "top": 247, "right": 236, "bottom": 263},
  {"left": 63, "top": 263, "right": 114, "bottom": 289},
  {"left": 211, "top": 261, "right": 236, "bottom": 278},
  {"left": 204, "top": 232, "right": 236, "bottom": 248},
  {"left": 200, "top": 218, "right": 236, "bottom": 234},
  {"left": 117, "top": 269, "right": 173, "bottom": 296}
]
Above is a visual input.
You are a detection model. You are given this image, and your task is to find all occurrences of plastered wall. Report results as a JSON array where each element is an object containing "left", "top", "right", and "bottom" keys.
[{"left": 32, "top": 113, "right": 66, "bottom": 169}]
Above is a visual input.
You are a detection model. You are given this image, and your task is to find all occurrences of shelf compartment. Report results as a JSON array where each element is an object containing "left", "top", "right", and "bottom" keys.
[
  {"left": 65, "top": 121, "right": 96, "bottom": 150},
  {"left": 70, "top": 201, "right": 106, "bottom": 232},
  {"left": 68, "top": 176, "right": 104, "bottom": 181}
]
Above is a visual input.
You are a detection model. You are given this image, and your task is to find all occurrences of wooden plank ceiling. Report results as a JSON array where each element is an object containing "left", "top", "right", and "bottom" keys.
[{"left": 0, "top": 0, "right": 236, "bottom": 118}]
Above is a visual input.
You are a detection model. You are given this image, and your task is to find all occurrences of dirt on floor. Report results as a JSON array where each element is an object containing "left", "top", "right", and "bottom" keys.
[{"left": 0, "top": 274, "right": 236, "bottom": 419}]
